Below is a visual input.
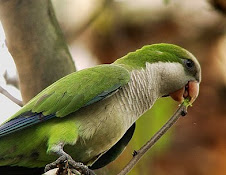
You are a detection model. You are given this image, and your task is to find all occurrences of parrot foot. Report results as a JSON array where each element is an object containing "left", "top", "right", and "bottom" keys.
[{"left": 45, "top": 155, "right": 96, "bottom": 175}]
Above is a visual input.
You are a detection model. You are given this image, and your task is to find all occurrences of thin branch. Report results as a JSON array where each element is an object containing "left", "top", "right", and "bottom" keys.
[
  {"left": 117, "top": 103, "right": 188, "bottom": 175},
  {"left": 3, "top": 71, "right": 19, "bottom": 89},
  {"left": 0, "top": 85, "right": 23, "bottom": 107}
]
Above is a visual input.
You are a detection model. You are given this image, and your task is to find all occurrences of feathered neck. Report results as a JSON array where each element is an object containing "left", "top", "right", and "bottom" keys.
[
  {"left": 115, "top": 61, "right": 185, "bottom": 125},
  {"left": 115, "top": 63, "right": 161, "bottom": 125}
]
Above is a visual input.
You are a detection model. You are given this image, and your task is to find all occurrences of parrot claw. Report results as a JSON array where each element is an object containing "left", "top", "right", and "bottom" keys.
[{"left": 45, "top": 155, "right": 96, "bottom": 175}]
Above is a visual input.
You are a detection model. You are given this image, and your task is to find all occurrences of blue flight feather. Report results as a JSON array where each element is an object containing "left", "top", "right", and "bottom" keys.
[
  {"left": 0, "top": 84, "right": 121, "bottom": 138},
  {"left": 0, "top": 113, "right": 55, "bottom": 137}
]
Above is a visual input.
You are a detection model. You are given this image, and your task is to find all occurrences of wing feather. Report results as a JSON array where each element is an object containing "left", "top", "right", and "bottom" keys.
[{"left": 0, "top": 65, "right": 130, "bottom": 137}]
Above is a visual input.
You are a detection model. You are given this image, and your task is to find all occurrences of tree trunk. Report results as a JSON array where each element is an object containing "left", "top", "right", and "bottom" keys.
[{"left": 0, "top": 0, "right": 76, "bottom": 103}]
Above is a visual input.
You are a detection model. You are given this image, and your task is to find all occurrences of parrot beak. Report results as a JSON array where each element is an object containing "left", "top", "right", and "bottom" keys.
[{"left": 169, "top": 81, "right": 199, "bottom": 104}]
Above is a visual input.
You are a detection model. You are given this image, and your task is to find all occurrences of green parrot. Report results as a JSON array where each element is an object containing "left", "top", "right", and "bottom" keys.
[{"left": 0, "top": 43, "right": 201, "bottom": 175}]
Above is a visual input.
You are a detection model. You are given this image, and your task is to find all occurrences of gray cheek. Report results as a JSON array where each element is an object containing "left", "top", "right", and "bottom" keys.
[{"left": 159, "top": 66, "right": 188, "bottom": 95}]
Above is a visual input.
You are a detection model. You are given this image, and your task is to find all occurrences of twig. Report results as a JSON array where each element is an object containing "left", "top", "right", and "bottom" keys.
[
  {"left": 117, "top": 103, "right": 187, "bottom": 175},
  {"left": 0, "top": 85, "right": 23, "bottom": 107},
  {"left": 3, "top": 71, "right": 19, "bottom": 89}
]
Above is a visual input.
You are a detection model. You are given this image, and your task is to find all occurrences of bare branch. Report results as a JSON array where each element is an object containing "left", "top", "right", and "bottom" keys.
[
  {"left": 118, "top": 104, "right": 188, "bottom": 175},
  {"left": 0, "top": 85, "right": 23, "bottom": 107},
  {"left": 3, "top": 71, "right": 19, "bottom": 89}
]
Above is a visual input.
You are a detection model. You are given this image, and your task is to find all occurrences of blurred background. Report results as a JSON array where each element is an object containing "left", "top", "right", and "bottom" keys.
[{"left": 1, "top": 0, "right": 226, "bottom": 174}]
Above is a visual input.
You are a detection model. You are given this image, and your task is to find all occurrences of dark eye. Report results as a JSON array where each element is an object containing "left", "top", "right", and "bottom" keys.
[{"left": 184, "top": 59, "right": 194, "bottom": 69}]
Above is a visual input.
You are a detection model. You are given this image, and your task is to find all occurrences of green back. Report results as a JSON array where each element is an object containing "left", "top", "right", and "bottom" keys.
[{"left": 7, "top": 64, "right": 130, "bottom": 120}]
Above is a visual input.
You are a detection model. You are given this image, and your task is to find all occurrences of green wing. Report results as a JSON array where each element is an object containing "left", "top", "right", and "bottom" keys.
[{"left": 0, "top": 64, "right": 130, "bottom": 137}]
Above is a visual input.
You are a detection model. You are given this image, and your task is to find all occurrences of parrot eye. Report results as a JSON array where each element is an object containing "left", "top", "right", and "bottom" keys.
[{"left": 184, "top": 59, "right": 194, "bottom": 69}]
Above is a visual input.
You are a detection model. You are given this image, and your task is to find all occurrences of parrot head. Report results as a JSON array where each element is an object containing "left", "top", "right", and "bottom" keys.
[{"left": 114, "top": 43, "right": 201, "bottom": 104}]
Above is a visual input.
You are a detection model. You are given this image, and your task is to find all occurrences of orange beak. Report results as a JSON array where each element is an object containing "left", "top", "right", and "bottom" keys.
[{"left": 169, "top": 81, "right": 199, "bottom": 104}]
